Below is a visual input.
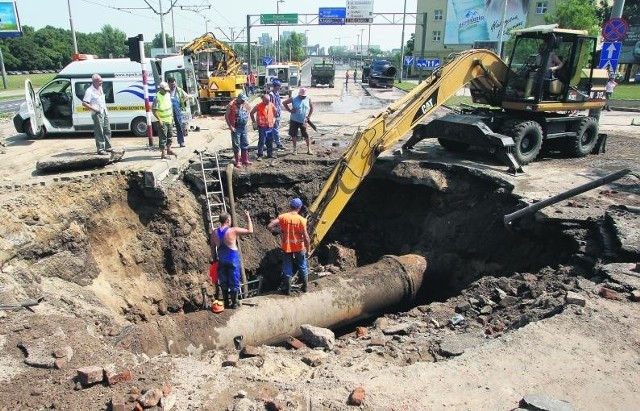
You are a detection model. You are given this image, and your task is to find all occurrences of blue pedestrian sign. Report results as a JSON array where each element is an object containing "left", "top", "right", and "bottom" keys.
[
  {"left": 403, "top": 56, "right": 414, "bottom": 67},
  {"left": 416, "top": 58, "right": 440, "bottom": 70},
  {"left": 602, "top": 18, "right": 628, "bottom": 42},
  {"left": 263, "top": 56, "right": 273, "bottom": 66},
  {"left": 319, "top": 7, "right": 346, "bottom": 25},
  {"left": 598, "top": 42, "right": 621, "bottom": 72}
]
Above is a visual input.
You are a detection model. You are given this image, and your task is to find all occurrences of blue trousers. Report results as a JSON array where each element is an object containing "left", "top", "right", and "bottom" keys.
[
  {"left": 282, "top": 250, "right": 308, "bottom": 279},
  {"left": 218, "top": 250, "right": 241, "bottom": 293},
  {"left": 257, "top": 127, "right": 273, "bottom": 157},
  {"left": 171, "top": 99, "right": 185, "bottom": 146}
]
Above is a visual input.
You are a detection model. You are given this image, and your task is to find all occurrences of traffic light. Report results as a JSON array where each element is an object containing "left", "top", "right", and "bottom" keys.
[{"left": 126, "top": 34, "right": 143, "bottom": 63}]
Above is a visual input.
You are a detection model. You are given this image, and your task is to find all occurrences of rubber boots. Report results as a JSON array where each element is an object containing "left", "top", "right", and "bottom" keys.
[
  {"left": 241, "top": 149, "right": 252, "bottom": 165},
  {"left": 222, "top": 290, "right": 231, "bottom": 309},
  {"left": 283, "top": 276, "right": 292, "bottom": 296},
  {"left": 233, "top": 152, "right": 241, "bottom": 167},
  {"left": 301, "top": 276, "right": 308, "bottom": 293},
  {"left": 230, "top": 291, "right": 240, "bottom": 309}
]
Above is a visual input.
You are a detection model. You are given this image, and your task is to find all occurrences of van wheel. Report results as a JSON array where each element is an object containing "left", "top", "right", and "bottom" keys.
[
  {"left": 25, "top": 120, "right": 45, "bottom": 139},
  {"left": 566, "top": 117, "right": 598, "bottom": 157},
  {"left": 131, "top": 117, "right": 148, "bottom": 137},
  {"left": 501, "top": 120, "right": 543, "bottom": 165}
]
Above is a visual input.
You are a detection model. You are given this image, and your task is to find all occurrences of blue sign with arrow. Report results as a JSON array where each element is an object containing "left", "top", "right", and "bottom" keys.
[
  {"left": 263, "top": 56, "right": 273, "bottom": 66},
  {"left": 416, "top": 58, "right": 440, "bottom": 70},
  {"left": 598, "top": 41, "right": 621, "bottom": 72},
  {"left": 403, "top": 56, "right": 414, "bottom": 67}
]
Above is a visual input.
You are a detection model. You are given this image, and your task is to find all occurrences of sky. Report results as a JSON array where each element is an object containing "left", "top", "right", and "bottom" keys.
[{"left": 16, "top": 0, "right": 419, "bottom": 51}]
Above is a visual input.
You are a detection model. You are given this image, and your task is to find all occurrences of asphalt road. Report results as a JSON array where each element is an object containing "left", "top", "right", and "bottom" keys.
[{"left": 0, "top": 97, "right": 24, "bottom": 115}]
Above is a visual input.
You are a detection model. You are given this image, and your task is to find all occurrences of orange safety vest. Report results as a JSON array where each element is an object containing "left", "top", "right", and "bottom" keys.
[
  {"left": 278, "top": 212, "right": 307, "bottom": 253},
  {"left": 256, "top": 101, "right": 276, "bottom": 128}
]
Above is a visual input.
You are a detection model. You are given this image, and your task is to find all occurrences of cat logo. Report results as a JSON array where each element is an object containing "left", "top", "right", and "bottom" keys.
[{"left": 412, "top": 88, "right": 439, "bottom": 124}]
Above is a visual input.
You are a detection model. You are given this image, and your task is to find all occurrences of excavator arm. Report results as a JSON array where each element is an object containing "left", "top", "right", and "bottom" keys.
[
  {"left": 307, "top": 50, "right": 509, "bottom": 253},
  {"left": 181, "top": 32, "right": 242, "bottom": 75}
]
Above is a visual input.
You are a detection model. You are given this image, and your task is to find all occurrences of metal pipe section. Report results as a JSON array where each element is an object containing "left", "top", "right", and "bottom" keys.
[
  {"left": 116, "top": 254, "right": 427, "bottom": 355},
  {"left": 504, "top": 168, "right": 634, "bottom": 226}
]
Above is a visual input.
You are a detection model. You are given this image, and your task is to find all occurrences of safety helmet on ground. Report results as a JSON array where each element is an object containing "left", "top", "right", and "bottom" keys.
[{"left": 211, "top": 300, "right": 225, "bottom": 313}]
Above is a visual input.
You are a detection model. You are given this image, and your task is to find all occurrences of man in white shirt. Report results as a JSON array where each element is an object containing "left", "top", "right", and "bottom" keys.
[{"left": 82, "top": 74, "right": 112, "bottom": 155}]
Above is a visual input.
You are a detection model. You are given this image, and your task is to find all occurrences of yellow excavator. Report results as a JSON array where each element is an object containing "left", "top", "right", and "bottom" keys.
[
  {"left": 181, "top": 32, "right": 247, "bottom": 113},
  {"left": 307, "top": 25, "right": 608, "bottom": 252}
]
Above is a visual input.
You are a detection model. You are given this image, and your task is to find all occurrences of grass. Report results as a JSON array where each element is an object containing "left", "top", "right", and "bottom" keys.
[
  {"left": 612, "top": 84, "right": 639, "bottom": 100},
  {"left": 1, "top": 73, "right": 56, "bottom": 92}
]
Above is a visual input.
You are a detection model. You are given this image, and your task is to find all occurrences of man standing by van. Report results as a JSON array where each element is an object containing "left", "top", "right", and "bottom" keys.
[
  {"left": 82, "top": 74, "right": 112, "bottom": 155},
  {"left": 167, "top": 76, "right": 191, "bottom": 148},
  {"left": 152, "top": 81, "right": 176, "bottom": 159}
]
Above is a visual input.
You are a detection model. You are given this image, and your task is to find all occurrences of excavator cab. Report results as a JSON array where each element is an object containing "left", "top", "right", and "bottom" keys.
[{"left": 503, "top": 26, "right": 599, "bottom": 107}]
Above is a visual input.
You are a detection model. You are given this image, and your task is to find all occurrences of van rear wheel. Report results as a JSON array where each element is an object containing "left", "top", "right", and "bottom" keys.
[
  {"left": 25, "top": 120, "right": 45, "bottom": 139},
  {"left": 131, "top": 117, "right": 148, "bottom": 137}
]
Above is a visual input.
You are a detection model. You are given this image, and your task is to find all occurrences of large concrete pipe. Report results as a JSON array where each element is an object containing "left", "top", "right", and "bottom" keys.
[{"left": 115, "top": 254, "right": 426, "bottom": 355}]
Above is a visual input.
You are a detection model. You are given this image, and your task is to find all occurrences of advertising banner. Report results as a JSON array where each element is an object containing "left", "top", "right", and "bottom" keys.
[
  {"left": 0, "top": 1, "right": 21, "bottom": 38},
  {"left": 618, "top": 25, "right": 640, "bottom": 64},
  {"left": 444, "top": 0, "right": 528, "bottom": 45}
]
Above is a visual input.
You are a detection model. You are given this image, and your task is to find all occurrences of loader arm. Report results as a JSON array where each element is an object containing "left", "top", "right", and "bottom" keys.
[
  {"left": 307, "top": 49, "right": 508, "bottom": 253},
  {"left": 181, "top": 32, "right": 242, "bottom": 75}
]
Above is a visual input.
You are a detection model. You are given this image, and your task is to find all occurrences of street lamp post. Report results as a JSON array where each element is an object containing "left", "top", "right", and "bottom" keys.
[
  {"left": 276, "top": 0, "right": 285, "bottom": 62},
  {"left": 399, "top": 0, "right": 408, "bottom": 82}
]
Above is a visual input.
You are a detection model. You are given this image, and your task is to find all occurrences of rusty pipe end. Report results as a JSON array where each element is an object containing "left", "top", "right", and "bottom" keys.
[{"left": 384, "top": 254, "right": 427, "bottom": 299}]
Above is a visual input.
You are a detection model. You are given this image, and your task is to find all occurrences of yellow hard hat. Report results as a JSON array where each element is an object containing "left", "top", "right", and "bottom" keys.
[{"left": 211, "top": 300, "right": 225, "bottom": 313}]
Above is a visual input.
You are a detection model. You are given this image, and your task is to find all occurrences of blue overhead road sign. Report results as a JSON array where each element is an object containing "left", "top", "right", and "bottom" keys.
[
  {"left": 599, "top": 41, "right": 621, "bottom": 72},
  {"left": 263, "top": 56, "right": 273, "bottom": 66},
  {"left": 602, "top": 18, "right": 628, "bottom": 42},
  {"left": 403, "top": 56, "right": 414, "bottom": 67},
  {"left": 319, "top": 7, "right": 346, "bottom": 25}
]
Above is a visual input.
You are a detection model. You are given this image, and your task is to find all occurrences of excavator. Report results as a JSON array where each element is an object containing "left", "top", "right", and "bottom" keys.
[
  {"left": 307, "top": 25, "right": 609, "bottom": 253},
  {"left": 181, "top": 32, "right": 247, "bottom": 114}
]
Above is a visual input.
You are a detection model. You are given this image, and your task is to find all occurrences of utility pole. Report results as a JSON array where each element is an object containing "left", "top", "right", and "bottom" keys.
[
  {"left": 359, "top": 28, "right": 365, "bottom": 68},
  {"left": 134, "top": 0, "right": 180, "bottom": 53},
  {"left": 610, "top": 0, "right": 625, "bottom": 18},
  {"left": 496, "top": 0, "right": 508, "bottom": 58},
  {"left": 67, "top": 0, "right": 78, "bottom": 54},
  {"left": 399, "top": 0, "right": 408, "bottom": 82}
]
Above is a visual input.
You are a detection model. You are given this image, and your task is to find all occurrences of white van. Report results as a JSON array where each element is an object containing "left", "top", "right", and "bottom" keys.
[
  {"left": 265, "top": 64, "right": 293, "bottom": 95},
  {"left": 13, "top": 55, "right": 198, "bottom": 139}
]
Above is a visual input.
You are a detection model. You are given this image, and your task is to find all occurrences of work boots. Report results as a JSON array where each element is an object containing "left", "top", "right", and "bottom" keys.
[
  {"left": 233, "top": 152, "right": 241, "bottom": 167},
  {"left": 222, "top": 290, "right": 231, "bottom": 309},
  {"left": 241, "top": 149, "right": 252, "bottom": 165},
  {"left": 301, "top": 276, "right": 308, "bottom": 293},
  {"left": 283, "top": 276, "right": 292, "bottom": 296},
  {"left": 229, "top": 292, "right": 240, "bottom": 309}
]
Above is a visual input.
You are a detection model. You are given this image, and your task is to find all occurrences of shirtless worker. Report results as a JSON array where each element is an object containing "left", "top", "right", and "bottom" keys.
[{"left": 210, "top": 211, "right": 253, "bottom": 308}]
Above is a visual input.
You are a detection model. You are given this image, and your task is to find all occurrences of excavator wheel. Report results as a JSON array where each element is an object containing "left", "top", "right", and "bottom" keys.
[
  {"left": 501, "top": 119, "right": 543, "bottom": 165},
  {"left": 566, "top": 117, "right": 598, "bottom": 157},
  {"left": 437, "top": 138, "right": 470, "bottom": 153}
]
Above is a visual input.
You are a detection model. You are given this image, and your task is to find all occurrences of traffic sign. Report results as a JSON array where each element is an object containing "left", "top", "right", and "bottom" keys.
[
  {"left": 346, "top": 0, "right": 373, "bottom": 24},
  {"left": 404, "top": 56, "right": 414, "bottom": 67},
  {"left": 416, "top": 58, "right": 440, "bottom": 70},
  {"left": 598, "top": 41, "right": 621, "bottom": 72},
  {"left": 263, "top": 56, "right": 273, "bottom": 66},
  {"left": 260, "top": 13, "right": 298, "bottom": 24},
  {"left": 319, "top": 7, "right": 346, "bottom": 25},
  {"left": 602, "top": 18, "right": 628, "bottom": 42}
]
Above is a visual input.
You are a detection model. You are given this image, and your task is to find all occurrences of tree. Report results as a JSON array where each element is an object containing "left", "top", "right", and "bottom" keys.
[
  {"left": 283, "top": 32, "right": 305, "bottom": 61},
  {"left": 98, "top": 25, "right": 127, "bottom": 58},
  {"left": 151, "top": 33, "right": 174, "bottom": 49},
  {"left": 546, "top": 0, "right": 600, "bottom": 35},
  {"left": 405, "top": 33, "right": 415, "bottom": 56},
  {"left": 622, "top": 0, "right": 640, "bottom": 24}
]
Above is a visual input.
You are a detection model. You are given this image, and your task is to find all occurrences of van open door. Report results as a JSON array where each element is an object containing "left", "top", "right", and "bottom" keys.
[{"left": 24, "top": 79, "right": 45, "bottom": 139}]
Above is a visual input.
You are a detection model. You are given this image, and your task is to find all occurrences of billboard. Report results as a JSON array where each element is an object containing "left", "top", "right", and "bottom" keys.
[
  {"left": 619, "top": 25, "right": 640, "bottom": 64},
  {"left": 0, "top": 1, "right": 21, "bottom": 38},
  {"left": 444, "top": 0, "right": 528, "bottom": 45}
]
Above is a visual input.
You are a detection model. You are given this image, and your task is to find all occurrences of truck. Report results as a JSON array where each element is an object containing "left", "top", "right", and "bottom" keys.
[
  {"left": 311, "top": 62, "right": 335, "bottom": 88},
  {"left": 306, "top": 25, "right": 608, "bottom": 253},
  {"left": 181, "top": 32, "right": 247, "bottom": 114},
  {"left": 367, "top": 59, "right": 397, "bottom": 88},
  {"left": 14, "top": 55, "right": 197, "bottom": 139}
]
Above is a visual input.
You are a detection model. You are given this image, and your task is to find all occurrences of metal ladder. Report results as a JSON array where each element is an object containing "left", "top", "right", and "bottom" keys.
[{"left": 198, "top": 150, "right": 227, "bottom": 231}]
